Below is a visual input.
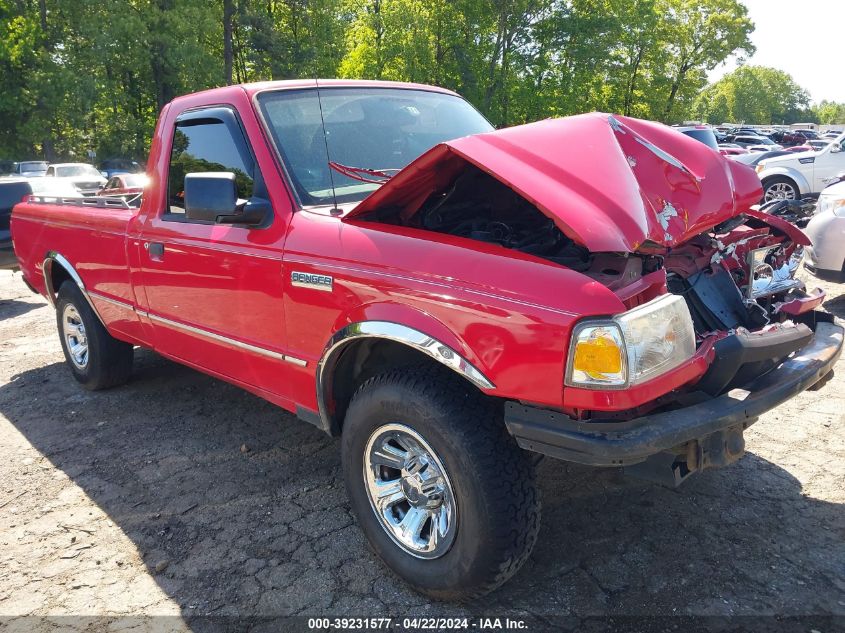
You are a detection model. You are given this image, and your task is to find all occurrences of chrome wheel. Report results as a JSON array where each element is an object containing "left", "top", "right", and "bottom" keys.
[
  {"left": 62, "top": 304, "right": 89, "bottom": 369},
  {"left": 363, "top": 423, "right": 457, "bottom": 559},
  {"left": 764, "top": 181, "right": 797, "bottom": 202}
]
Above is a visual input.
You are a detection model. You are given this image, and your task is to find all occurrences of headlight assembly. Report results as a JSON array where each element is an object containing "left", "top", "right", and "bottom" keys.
[{"left": 566, "top": 294, "right": 696, "bottom": 389}]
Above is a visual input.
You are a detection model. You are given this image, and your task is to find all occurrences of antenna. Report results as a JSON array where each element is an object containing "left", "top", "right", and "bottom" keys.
[{"left": 314, "top": 82, "right": 340, "bottom": 215}]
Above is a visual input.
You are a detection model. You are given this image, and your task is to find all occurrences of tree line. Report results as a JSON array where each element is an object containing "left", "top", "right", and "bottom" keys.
[{"left": 0, "top": 0, "right": 840, "bottom": 163}]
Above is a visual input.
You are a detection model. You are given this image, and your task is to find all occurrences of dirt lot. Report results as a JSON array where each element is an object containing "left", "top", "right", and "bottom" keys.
[{"left": 0, "top": 268, "right": 843, "bottom": 631}]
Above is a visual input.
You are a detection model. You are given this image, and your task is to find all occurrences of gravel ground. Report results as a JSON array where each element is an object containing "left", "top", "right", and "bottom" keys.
[{"left": 0, "top": 268, "right": 843, "bottom": 632}]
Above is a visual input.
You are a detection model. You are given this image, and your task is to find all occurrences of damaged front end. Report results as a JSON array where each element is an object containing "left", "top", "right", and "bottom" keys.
[
  {"left": 344, "top": 112, "right": 843, "bottom": 485},
  {"left": 663, "top": 209, "right": 827, "bottom": 397}
]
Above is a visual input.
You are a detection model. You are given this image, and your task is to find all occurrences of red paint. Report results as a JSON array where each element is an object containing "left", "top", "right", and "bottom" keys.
[
  {"left": 7, "top": 81, "right": 805, "bottom": 423},
  {"left": 776, "top": 288, "right": 825, "bottom": 315}
]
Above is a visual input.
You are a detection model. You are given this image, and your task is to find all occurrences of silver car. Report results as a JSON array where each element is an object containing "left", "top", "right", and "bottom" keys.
[{"left": 804, "top": 180, "right": 845, "bottom": 281}]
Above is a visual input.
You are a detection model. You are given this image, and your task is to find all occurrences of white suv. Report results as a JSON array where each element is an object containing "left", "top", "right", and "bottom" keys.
[{"left": 756, "top": 133, "right": 845, "bottom": 202}]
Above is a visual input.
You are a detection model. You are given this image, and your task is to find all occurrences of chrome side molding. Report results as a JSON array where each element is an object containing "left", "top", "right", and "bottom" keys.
[
  {"left": 144, "top": 311, "right": 306, "bottom": 366},
  {"left": 317, "top": 321, "right": 495, "bottom": 433}
]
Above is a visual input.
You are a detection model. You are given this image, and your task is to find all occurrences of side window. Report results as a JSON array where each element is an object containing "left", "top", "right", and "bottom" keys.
[{"left": 166, "top": 115, "right": 255, "bottom": 216}]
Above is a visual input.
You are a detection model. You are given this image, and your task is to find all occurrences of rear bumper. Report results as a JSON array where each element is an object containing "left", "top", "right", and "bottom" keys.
[{"left": 505, "top": 321, "right": 843, "bottom": 468}]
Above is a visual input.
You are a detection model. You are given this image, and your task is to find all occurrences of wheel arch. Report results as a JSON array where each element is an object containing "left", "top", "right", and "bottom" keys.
[
  {"left": 317, "top": 321, "right": 496, "bottom": 436},
  {"left": 760, "top": 167, "right": 811, "bottom": 196},
  {"left": 42, "top": 252, "right": 105, "bottom": 326}
]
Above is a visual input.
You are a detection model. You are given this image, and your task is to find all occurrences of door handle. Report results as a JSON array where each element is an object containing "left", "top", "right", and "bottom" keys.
[{"left": 147, "top": 242, "right": 165, "bottom": 260}]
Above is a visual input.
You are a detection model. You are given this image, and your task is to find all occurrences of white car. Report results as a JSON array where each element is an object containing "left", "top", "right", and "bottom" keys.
[
  {"left": 756, "top": 134, "right": 845, "bottom": 202},
  {"left": 44, "top": 163, "right": 107, "bottom": 196},
  {"left": 729, "top": 134, "right": 784, "bottom": 152},
  {"left": 803, "top": 180, "right": 845, "bottom": 281},
  {"left": 808, "top": 140, "right": 832, "bottom": 152}
]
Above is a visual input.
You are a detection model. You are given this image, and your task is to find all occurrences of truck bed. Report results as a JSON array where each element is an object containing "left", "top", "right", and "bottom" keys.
[{"left": 12, "top": 196, "right": 143, "bottom": 341}]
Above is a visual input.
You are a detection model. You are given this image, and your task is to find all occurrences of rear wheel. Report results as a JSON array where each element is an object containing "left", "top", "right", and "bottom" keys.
[
  {"left": 56, "top": 281, "right": 133, "bottom": 390},
  {"left": 341, "top": 365, "right": 540, "bottom": 600},
  {"left": 762, "top": 176, "right": 799, "bottom": 203}
]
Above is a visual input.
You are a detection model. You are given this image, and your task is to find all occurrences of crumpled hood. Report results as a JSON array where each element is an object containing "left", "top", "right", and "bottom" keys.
[{"left": 345, "top": 112, "right": 763, "bottom": 253}]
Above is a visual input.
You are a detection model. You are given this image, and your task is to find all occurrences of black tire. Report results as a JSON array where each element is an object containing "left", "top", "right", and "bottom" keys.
[
  {"left": 341, "top": 365, "right": 540, "bottom": 601},
  {"left": 761, "top": 176, "right": 799, "bottom": 204},
  {"left": 55, "top": 281, "right": 133, "bottom": 390}
]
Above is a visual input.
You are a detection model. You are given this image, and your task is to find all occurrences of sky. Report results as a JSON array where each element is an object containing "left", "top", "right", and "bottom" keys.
[{"left": 707, "top": 0, "right": 844, "bottom": 104}]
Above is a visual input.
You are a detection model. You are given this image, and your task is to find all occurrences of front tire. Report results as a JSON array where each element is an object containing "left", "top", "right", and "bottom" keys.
[
  {"left": 341, "top": 365, "right": 540, "bottom": 600},
  {"left": 762, "top": 176, "right": 799, "bottom": 203},
  {"left": 55, "top": 281, "right": 133, "bottom": 390}
]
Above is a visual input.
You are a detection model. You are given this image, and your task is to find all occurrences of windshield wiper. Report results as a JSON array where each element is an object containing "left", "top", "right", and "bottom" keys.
[{"left": 328, "top": 162, "right": 399, "bottom": 185}]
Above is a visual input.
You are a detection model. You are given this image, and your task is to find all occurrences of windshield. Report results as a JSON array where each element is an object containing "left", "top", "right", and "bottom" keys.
[
  {"left": 20, "top": 161, "right": 48, "bottom": 173},
  {"left": 257, "top": 87, "right": 493, "bottom": 205},
  {"left": 56, "top": 164, "right": 100, "bottom": 178}
]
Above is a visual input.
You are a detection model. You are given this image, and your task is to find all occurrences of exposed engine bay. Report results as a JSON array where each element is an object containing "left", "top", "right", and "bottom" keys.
[
  {"left": 376, "top": 164, "right": 824, "bottom": 346},
  {"left": 412, "top": 166, "right": 592, "bottom": 270}
]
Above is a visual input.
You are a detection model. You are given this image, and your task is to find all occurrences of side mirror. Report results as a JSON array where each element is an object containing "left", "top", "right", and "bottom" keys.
[
  {"left": 183, "top": 172, "right": 268, "bottom": 225},
  {"left": 830, "top": 144, "right": 842, "bottom": 154}
]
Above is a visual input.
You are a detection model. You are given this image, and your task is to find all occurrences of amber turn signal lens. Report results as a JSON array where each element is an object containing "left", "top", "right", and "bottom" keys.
[{"left": 572, "top": 334, "right": 623, "bottom": 377}]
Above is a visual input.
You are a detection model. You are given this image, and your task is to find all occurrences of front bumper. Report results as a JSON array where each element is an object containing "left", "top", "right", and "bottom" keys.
[{"left": 505, "top": 321, "right": 843, "bottom": 468}]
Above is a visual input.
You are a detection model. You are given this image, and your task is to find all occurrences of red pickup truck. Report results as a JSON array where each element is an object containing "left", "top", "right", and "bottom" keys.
[{"left": 11, "top": 80, "right": 843, "bottom": 600}]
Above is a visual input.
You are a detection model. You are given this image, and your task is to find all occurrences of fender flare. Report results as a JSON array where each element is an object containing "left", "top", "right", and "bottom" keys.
[
  {"left": 316, "top": 321, "right": 495, "bottom": 433},
  {"left": 42, "top": 251, "right": 105, "bottom": 325},
  {"left": 758, "top": 166, "right": 812, "bottom": 195}
]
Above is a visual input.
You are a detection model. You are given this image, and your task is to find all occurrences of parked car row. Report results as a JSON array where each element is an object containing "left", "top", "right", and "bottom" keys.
[
  {"left": 1, "top": 158, "right": 145, "bottom": 197},
  {"left": 0, "top": 170, "right": 147, "bottom": 270},
  {"left": 675, "top": 123, "right": 845, "bottom": 203}
]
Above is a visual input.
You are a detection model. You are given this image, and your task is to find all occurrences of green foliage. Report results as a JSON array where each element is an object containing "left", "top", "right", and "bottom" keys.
[
  {"left": 0, "top": 0, "right": 761, "bottom": 161},
  {"left": 814, "top": 101, "right": 845, "bottom": 125},
  {"left": 693, "top": 65, "right": 813, "bottom": 125}
]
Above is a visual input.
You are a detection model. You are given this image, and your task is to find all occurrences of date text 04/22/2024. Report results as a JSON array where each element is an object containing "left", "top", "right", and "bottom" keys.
[{"left": 306, "top": 617, "right": 528, "bottom": 630}]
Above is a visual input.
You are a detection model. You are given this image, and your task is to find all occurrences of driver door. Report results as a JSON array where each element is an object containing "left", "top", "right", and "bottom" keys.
[{"left": 137, "top": 106, "right": 291, "bottom": 396}]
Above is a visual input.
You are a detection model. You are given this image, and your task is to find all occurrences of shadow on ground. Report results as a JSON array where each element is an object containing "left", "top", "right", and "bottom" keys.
[
  {"left": 0, "top": 298, "right": 41, "bottom": 321},
  {"left": 0, "top": 350, "right": 843, "bottom": 626},
  {"left": 823, "top": 291, "right": 845, "bottom": 319}
]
